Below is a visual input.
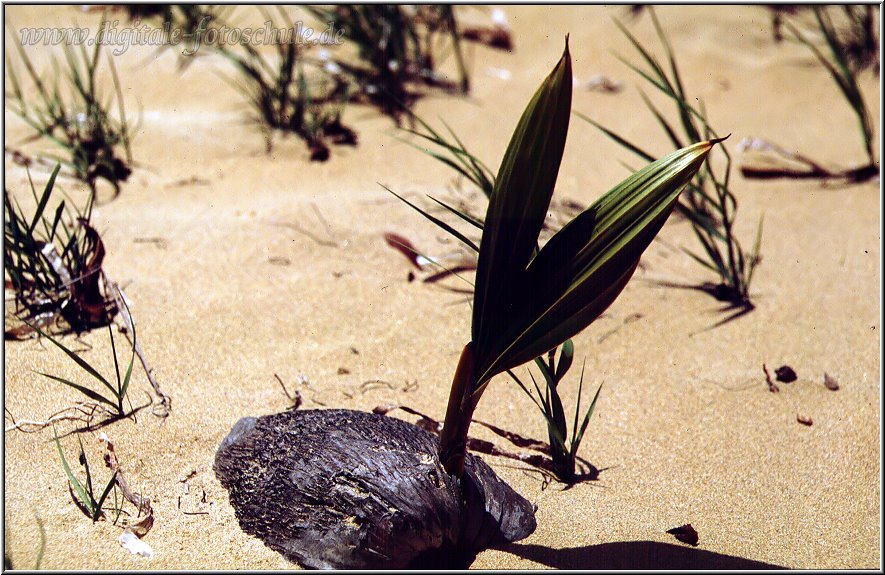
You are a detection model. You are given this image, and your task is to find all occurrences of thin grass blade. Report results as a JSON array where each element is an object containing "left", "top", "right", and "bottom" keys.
[
  {"left": 53, "top": 428, "right": 95, "bottom": 517},
  {"left": 572, "top": 382, "right": 603, "bottom": 455},
  {"left": 37, "top": 372, "right": 117, "bottom": 408},
  {"left": 383, "top": 185, "right": 480, "bottom": 252}
]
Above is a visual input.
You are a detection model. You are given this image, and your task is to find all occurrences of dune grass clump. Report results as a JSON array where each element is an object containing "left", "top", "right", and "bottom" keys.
[
  {"left": 582, "top": 11, "right": 762, "bottom": 314},
  {"left": 215, "top": 7, "right": 356, "bottom": 158},
  {"left": 5, "top": 167, "right": 172, "bottom": 430},
  {"left": 306, "top": 5, "right": 469, "bottom": 123},
  {"left": 743, "top": 8, "right": 878, "bottom": 182},
  {"left": 507, "top": 341, "right": 602, "bottom": 483},
  {"left": 785, "top": 7, "right": 878, "bottom": 179},
  {"left": 392, "top": 39, "right": 719, "bottom": 478},
  {"left": 5, "top": 35, "right": 134, "bottom": 197},
  {"left": 4, "top": 165, "right": 118, "bottom": 337}
]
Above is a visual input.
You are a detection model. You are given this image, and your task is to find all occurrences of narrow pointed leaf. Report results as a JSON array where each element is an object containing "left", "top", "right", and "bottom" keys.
[
  {"left": 37, "top": 372, "right": 117, "bottom": 408},
  {"left": 54, "top": 429, "right": 95, "bottom": 517},
  {"left": 25, "top": 320, "right": 115, "bottom": 393},
  {"left": 426, "top": 195, "right": 484, "bottom": 232},
  {"left": 94, "top": 473, "right": 118, "bottom": 516},
  {"left": 576, "top": 112, "right": 656, "bottom": 163},
  {"left": 555, "top": 339, "right": 574, "bottom": 380},
  {"left": 473, "top": 39, "right": 572, "bottom": 366},
  {"left": 572, "top": 382, "right": 603, "bottom": 455},
  {"left": 28, "top": 164, "right": 60, "bottom": 235},
  {"left": 383, "top": 186, "right": 479, "bottom": 253}
]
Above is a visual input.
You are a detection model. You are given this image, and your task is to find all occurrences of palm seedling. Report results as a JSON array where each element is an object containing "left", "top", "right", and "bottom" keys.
[
  {"left": 214, "top": 7, "right": 356, "bottom": 158},
  {"left": 305, "top": 5, "right": 469, "bottom": 123},
  {"left": 5, "top": 30, "right": 134, "bottom": 197},
  {"left": 212, "top": 40, "right": 720, "bottom": 569},
  {"left": 581, "top": 10, "right": 762, "bottom": 315},
  {"left": 4, "top": 165, "right": 118, "bottom": 337},
  {"left": 394, "top": 115, "right": 604, "bottom": 484},
  {"left": 391, "top": 39, "right": 720, "bottom": 478}
]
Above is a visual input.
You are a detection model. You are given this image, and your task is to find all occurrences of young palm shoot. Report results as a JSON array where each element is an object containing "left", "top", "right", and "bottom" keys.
[
  {"left": 213, "top": 40, "right": 720, "bottom": 570},
  {"left": 396, "top": 117, "right": 601, "bottom": 483},
  {"left": 434, "top": 39, "right": 720, "bottom": 478}
]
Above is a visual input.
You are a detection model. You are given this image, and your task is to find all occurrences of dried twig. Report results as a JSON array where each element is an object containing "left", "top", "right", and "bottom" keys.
[
  {"left": 762, "top": 363, "right": 779, "bottom": 393},
  {"left": 101, "top": 433, "right": 153, "bottom": 535},
  {"left": 105, "top": 279, "right": 171, "bottom": 418},
  {"left": 5, "top": 395, "right": 151, "bottom": 434}
]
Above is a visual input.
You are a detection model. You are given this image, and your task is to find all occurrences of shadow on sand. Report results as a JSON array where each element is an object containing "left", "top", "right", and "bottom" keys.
[{"left": 496, "top": 540, "right": 785, "bottom": 570}]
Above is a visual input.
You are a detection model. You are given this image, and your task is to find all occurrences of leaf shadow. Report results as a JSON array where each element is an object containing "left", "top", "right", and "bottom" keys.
[{"left": 495, "top": 540, "right": 786, "bottom": 569}]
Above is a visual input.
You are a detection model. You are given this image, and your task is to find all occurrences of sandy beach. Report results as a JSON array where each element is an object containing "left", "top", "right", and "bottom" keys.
[{"left": 3, "top": 5, "right": 881, "bottom": 569}]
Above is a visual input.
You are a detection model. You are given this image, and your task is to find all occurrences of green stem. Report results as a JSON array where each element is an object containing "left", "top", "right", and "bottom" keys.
[{"left": 438, "top": 342, "right": 477, "bottom": 478}]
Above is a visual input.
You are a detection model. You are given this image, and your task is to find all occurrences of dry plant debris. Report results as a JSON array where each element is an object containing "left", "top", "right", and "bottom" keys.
[
  {"left": 666, "top": 523, "right": 700, "bottom": 546},
  {"left": 762, "top": 364, "right": 780, "bottom": 393}
]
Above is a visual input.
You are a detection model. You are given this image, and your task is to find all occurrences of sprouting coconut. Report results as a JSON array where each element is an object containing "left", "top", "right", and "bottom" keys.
[{"left": 214, "top": 38, "right": 720, "bottom": 569}]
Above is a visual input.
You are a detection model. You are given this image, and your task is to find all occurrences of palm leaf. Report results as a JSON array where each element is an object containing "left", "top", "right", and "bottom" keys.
[
  {"left": 473, "top": 39, "right": 572, "bottom": 370},
  {"left": 476, "top": 139, "right": 719, "bottom": 385}
]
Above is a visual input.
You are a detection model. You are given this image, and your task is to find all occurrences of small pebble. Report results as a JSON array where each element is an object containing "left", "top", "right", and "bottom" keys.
[
  {"left": 797, "top": 414, "right": 813, "bottom": 426},
  {"left": 823, "top": 372, "right": 840, "bottom": 391},
  {"left": 775, "top": 365, "right": 797, "bottom": 383}
]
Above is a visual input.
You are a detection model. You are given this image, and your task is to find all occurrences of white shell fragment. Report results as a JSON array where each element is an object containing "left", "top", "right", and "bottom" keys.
[
  {"left": 583, "top": 74, "right": 623, "bottom": 93},
  {"left": 119, "top": 530, "right": 154, "bottom": 559},
  {"left": 491, "top": 8, "right": 509, "bottom": 28},
  {"left": 485, "top": 67, "right": 512, "bottom": 81}
]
